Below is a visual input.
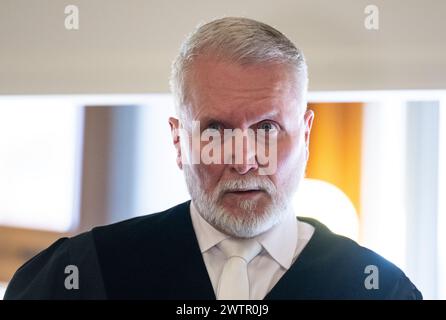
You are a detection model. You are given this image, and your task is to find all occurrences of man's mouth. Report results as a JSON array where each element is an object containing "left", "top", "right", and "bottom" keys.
[{"left": 225, "top": 189, "right": 264, "bottom": 196}]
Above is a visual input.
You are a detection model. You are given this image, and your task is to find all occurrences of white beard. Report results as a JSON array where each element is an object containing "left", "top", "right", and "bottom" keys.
[{"left": 183, "top": 167, "right": 300, "bottom": 238}]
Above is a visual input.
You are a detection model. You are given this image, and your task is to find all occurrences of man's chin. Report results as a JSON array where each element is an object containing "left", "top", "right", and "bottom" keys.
[
  {"left": 219, "top": 194, "right": 271, "bottom": 214},
  {"left": 208, "top": 204, "right": 281, "bottom": 238},
  {"left": 216, "top": 216, "right": 277, "bottom": 238},
  {"left": 217, "top": 207, "right": 269, "bottom": 225}
]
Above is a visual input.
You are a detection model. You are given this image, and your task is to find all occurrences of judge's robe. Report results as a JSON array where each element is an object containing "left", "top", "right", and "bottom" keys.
[{"left": 4, "top": 200, "right": 422, "bottom": 300}]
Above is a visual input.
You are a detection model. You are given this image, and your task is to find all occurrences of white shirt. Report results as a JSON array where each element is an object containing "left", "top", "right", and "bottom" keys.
[{"left": 189, "top": 200, "right": 315, "bottom": 300}]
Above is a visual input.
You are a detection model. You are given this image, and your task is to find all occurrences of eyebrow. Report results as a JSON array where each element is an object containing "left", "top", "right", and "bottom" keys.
[{"left": 199, "top": 109, "right": 282, "bottom": 128}]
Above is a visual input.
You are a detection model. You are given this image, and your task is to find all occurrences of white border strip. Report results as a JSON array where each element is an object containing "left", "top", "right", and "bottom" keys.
[{"left": 437, "top": 99, "right": 446, "bottom": 299}]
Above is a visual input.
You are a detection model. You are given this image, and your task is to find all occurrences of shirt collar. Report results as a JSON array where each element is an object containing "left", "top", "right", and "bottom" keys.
[
  {"left": 189, "top": 200, "right": 298, "bottom": 270},
  {"left": 255, "top": 212, "right": 298, "bottom": 269},
  {"left": 190, "top": 201, "right": 229, "bottom": 253}
]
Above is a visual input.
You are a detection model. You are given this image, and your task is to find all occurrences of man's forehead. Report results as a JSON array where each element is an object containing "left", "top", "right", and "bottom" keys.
[
  {"left": 184, "top": 91, "right": 303, "bottom": 128},
  {"left": 191, "top": 56, "right": 298, "bottom": 90},
  {"left": 182, "top": 56, "right": 305, "bottom": 124}
]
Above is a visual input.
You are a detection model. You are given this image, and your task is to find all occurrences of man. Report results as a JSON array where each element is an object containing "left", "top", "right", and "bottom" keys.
[{"left": 5, "top": 17, "right": 421, "bottom": 300}]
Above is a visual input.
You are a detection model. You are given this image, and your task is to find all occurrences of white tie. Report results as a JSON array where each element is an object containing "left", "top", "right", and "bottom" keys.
[{"left": 216, "top": 238, "right": 262, "bottom": 300}]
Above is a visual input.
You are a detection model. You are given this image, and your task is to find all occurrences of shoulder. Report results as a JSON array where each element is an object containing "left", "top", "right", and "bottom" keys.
[
  {"left": 90, "top": 200, "right": 191, "bottom": 246},
  {"left": 5, "top": 231, "right": 106, "bottom": 299},
  {"left": 297, "top": 217, "right": 422, "bottom": 299},
  {"left": 4, "top": 201, "right": 191, "bottom": 299},
  {"left": 5, "top": 236, "right": 72, "bottom": 299}
]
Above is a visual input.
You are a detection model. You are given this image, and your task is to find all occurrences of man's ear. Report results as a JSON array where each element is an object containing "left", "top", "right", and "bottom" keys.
[
  {"left": 169, "top": 117, "right": 183, "bottom": 170},
  {"left": 304, "top": 109, "right": 314, "bottom": 156}
]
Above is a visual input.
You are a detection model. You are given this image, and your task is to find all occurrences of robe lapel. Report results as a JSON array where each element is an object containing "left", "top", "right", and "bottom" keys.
[
  {"left": 264, "top": 217, "right": 328, "bottom": 300},
  {"left": 158, "top": 200, "right": 216, "bottom": 299},
  {"left": 96, "top": 200, "right": 215, "bottom": 299}
]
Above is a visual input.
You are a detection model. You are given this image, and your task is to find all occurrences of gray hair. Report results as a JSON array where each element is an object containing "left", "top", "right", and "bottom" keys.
[{"left": 169, "top": 17, "right": 308, "bottom": 118}]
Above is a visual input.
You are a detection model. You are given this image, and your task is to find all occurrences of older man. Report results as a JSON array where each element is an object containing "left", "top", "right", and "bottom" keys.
[{"left": 5, "top": 17, "right": 421, "bottom": 300}]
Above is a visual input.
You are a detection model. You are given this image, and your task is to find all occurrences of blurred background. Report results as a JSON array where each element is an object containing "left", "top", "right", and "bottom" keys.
[{"left": 0, "top": 0, "right": 445, "bottom": 299}]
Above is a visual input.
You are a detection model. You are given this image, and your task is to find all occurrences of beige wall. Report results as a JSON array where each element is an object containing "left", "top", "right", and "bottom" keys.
[{"left": 0, "top": 0, "right": 445, "bottom": 94}]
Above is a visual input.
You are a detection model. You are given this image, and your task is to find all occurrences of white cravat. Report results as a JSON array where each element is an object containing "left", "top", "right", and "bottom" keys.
[
  {"left": 189, "top": 201, "right": 315, "bottom": 299},
  {"left": 216, "top": 238, "right": 262, "bottom": 300}
]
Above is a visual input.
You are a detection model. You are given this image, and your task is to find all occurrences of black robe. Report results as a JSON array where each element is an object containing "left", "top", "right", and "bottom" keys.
[{"left": 4, "top": 200, "right": 422, "bottom": 300}]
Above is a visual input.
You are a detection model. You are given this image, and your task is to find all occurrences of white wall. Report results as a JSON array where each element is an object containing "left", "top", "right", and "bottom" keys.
[{"left": 1, "top": 0, "right": 445, "bottom": 94}]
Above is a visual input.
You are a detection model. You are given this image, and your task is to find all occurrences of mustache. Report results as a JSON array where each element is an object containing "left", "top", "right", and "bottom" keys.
[{"left": 217, "top": 177, "right": 276, "bottom": 194}]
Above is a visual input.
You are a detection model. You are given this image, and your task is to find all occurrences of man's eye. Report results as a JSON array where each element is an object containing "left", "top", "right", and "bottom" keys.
[
  {"left": 206, "top": 123, "right": 223, "bottom": 131},
  {"left": 258, "top": 122, "right": 278, "bottom": 132}
]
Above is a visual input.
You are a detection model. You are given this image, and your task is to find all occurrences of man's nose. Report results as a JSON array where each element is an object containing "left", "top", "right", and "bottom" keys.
[{"left": 228, "top": 133, "right": 259, "bottom": 175}]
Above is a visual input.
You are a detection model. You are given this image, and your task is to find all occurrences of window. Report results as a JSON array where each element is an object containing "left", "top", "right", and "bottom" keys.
[
  {"left": 309, "top": 90, "right": 446, "bottom": 299},
  {"left": 0, "top": 97, "right": 84, "bottom": 232},
  {"left": 437, "top": 99, "right": 446, "bottom": 299}
]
